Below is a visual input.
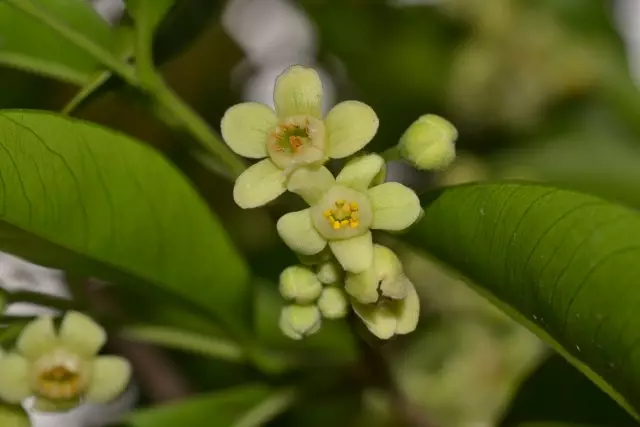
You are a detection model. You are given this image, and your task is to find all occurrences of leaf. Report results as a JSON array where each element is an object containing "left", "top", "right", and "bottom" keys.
[
  {"left": 401, "top": 182, "right": 640, "bottom": 419},
  {"left": 125, "top": 385, "right": 295, "bottom": 427},
  {"left": 124, "top": 0, "right": 175, "bottom": 83},
  {"left": 0, "top": 0, "right": 125, "bottom": 85},
  {"left": 500, "top": 354, "right": 635, "bottom": 426},
  {"left": 0, "top": 110, "right": 250, "bottom": 334}
]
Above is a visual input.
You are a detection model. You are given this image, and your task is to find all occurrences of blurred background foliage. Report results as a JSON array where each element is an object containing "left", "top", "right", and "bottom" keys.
[{"left": 3, "top": 0, "right": 640, "bottom": 426}]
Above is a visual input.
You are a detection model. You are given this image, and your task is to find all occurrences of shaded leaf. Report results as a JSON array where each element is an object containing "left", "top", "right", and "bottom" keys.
[
  {"left": 0, "top": 110, "right": 250, "bottom": 334},
  {"left": 501, "top": 354, "right": 635, "bottom": 426},
  {"left": 402, "top": 182, "right": 640, "bottom": 418}
]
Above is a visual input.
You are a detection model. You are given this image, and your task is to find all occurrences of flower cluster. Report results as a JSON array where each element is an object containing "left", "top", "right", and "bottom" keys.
[
  {"left": 0, "top": 311, "right": 132, "bottom": 413},
  {"left": 221, "top": 65, "right": 457, "bottom": 340}
]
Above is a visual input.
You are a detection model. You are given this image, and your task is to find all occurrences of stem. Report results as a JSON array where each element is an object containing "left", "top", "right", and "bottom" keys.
[
  {"left": 5, "top": 0, "right": 138, "bottom": 87},
  {"left": 151, "top": 85, "right": 247, "bottom": 179}
]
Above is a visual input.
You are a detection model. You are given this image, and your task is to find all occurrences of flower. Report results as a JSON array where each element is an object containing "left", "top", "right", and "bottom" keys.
[
  {"left": 398, "top": 114, "right": 457, "bottom": 171},
  {"left": 351, "top": 277, "right": 420, "bottom": 340},
  {"left": 276, "top": 154, "right": 422, "bottom": 274},
  {"left": 221, "top": 65, "right": 380, "bottom": 209},
  {"left": 0, "top": 311, "right": 132, "bottom": 412},
  {"left": 345, "top": 244, "right": 406, "bottom": 304}
]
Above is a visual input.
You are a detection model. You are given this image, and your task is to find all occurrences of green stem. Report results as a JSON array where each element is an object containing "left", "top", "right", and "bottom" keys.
[
  {"left": 151, "top": 85, "right": 247, "bottom": 179},
  {"left": 5, "top": 0, "right": 138, "bottom": 87}
]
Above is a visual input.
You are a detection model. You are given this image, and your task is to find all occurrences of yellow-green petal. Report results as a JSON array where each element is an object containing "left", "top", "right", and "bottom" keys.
[
  {"left": 374, "top": 246, "right": 405, "bottom": 300},
  {"left": 0, "top": 354, "right": 30, "bottom": 403},
  {"left": 351, "top": 301, "right": 396, "bottom": 340},
  {"left": 336, "top": 154, "right": 385, "bottom": 191},
  {"left": 328, "top": 231, "right": 373, "bottom": 274},
  {"left": 233, "top": 159, "right": 287, "bottom": 209},
  {"left": 16, "top": 315, "right": 57, "bottom": 360},
  {"left": 279, "top": 266, "right": 323, "bottom": 304},
  {"left": 395, "top": 279, "right": 420, "bottom": 335},
  {"left": 33, "top": 397, "right": 80, "bottom": 412},
  {"left": 277, "top": 208, "right": 327, "bottom": 255},
  {"left": 287, "top": 166, "right": 335, "bottom": 205},
  {"left": 59, "top": 311, "right": 106, "bottom": 358},
  {"left": 317, "top": 287, "right": 349, "bottom": 319},
  {"left": 345, "top": 267, "right": 379, "bottom": 304},
  {"left": 368, "top": 182, "right": 422, "bottom": 231},
  {"left": 0, "top": 403, "right": 29, "bottom": 427},
  {"left": 326, "top": 101, "right": 379, "bottom": 159},
  {"left": 274, "top": 65, "right": 323, "bottom": 118},
  {"left": 85, "top": 356, "right": 132, "bottom": 404},
  {"left": 221, "top": 102, "right": 276, "bottom": 159}
]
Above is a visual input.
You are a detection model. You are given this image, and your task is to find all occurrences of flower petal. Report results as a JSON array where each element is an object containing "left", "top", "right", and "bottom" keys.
[
  {"left": 32, "top": 397, "right": 80, "bottom": 412},
  {"left": 274, "top": 66, "right": 323, "bottom": 118},
  {"left": 59, "top": 311, "right": 106, "bottom": 358},
  {"left": 16, "top": 316, "right": 57, "bottom": 360},
  {"left": 368, "top": 182, "right": 422, "bottom": 231},
  {"left": 326, "top": 101, "right": 379, "bottom": 159},
  {"left": 336, "top": 154, "right": 385, "bottom": 191},
  {"left": 287, "top": 166, "right": 335, "bottom": 205},
  {"left": 233, "top": 159, "right": 286, "bottom": 209},
  {"left": 277, "top": 209, "right": 327, "bottom": 255},
  {"left": 85, "top": 356, "right": 132, "bottom": 404},
  {"left": 345, "top": 267, "right": 379, "bottom": 304},
  {"left": 328, "top": 231, "right": 373, "bottom": 274},
  {"left": 395, "top": 279, "right": 420, "bottom": 335},
  {"left": 221, "top": 102, "right": 276, "bottom": 159},
  {"left": 0, "top": 354, "right": 30, "bottom": 403},
  {"left": 351, "top": 301, "right": 396, "bottom": 340}
]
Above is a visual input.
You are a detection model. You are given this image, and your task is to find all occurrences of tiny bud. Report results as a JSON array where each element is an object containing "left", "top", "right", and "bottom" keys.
[
  {"left": 279, "top": 304, "right": 322, "bottom": 340},
  {"left": 317, "top": 287, "right": 349, "bottom": 319},
  {"left": 279, "top": 266, "right": 323, "bottom": 304},
  {"left": 399, "top": 114, "right": 457, "bottom": 171},
  {"left": 316, "top": 261, "right": 343, "bottom": 285}
]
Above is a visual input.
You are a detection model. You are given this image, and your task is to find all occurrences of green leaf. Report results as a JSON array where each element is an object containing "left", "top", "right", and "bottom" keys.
[
  {"left": 125, "top": 385, "right": 295, "bottom": 427},
  {"left": 0, "top": 110, "right": 250, "bottom": 334},
  {"left": 0, "top": 0, "right": 125, "bottom": 85},
  {"left": 125, "top": 0, "right": 175, "bottom": 84},
  {"left": 401, "top": 182, "right": 640, "bottom": 419},
  {"left": 501, "top": 354, "right": 635, "bottom": 426}
]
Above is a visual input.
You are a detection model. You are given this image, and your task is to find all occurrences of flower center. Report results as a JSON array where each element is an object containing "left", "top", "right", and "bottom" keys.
[
  {"left": 323, "top": 200, "right": 360, "bottom": 230},
  {"left": 311, "top": 185, "right": 373, "bottom": 240},
  {"left": 267, "top": 115, "right": 326, "bottom": 171},
  {"left": 31, "top": 349, "right": 89, "bottom": 401}
]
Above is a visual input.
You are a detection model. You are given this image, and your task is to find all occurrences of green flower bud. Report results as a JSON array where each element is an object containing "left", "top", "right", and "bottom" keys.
[
  {"left": 316, "top": 261, "right": 343, "bottom": 285},
  {"left": 345, "top": 245, "right": 405, "bottom": 303},
  {"left": 317, "top": 287, "right": 349, "bottom": 319},
  {"left": 399, "top": 114, "right": 457, "bottom": 171},
  {"left": 279, "top": 305, "right": 322, "bottom": 340},
  {"left": 279, "top": 266, "right": 323, "bottom": 304}
]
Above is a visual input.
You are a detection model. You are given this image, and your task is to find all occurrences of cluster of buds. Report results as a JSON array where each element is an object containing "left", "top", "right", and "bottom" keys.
[
  {"left": 0, "top": 311, "right": 131, "bottom": 416},
  {"left": 221, "top": 65, "right": 457, "bottom": 340}
]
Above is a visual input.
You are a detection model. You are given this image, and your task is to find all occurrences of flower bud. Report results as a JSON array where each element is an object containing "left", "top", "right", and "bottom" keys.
[
  {"left": 317, "top": 287, "right": 349, "bottom": 319},
  {"left": 0, "top": 403, "right": 29, "bottom": 427},
  {"left": 279, "top": 266, "right": 323, "bottom": 304},
  {"left": 279, "top": 305, "right": 322, "bottom": 340},
  {"left": 345, "top": 245, "right": 405, "bottom": 303},
  {"left": 399, "top": 114, "right": 457, "bottom": 171},
  {"left": 316, "top": 261, "right": 343, "bottom": 285}
]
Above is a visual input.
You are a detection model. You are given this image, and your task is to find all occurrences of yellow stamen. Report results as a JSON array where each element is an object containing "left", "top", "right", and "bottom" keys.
[
  {"left": 323, "top": 210, "right": 332, "bottom": 218},
  {"left": 350, "top": 202, "right": 358, "bottom": 211}
]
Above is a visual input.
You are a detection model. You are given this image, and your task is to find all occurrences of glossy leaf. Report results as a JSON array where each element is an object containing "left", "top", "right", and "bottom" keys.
[
  {"left": 402, "top": 182, "right": 640, "bottom": 418},
  {"left": 125, "top": 385, "right": 293, "bottom": 427},
  {"left": 501, "top": 354, "right": 635, "bottom": 426},
  {"left": 0, "top": 110, "right": 250, "bottom": 333},
  {"left": 0, "top": 0, "right": 125, "bottom": 85}
]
